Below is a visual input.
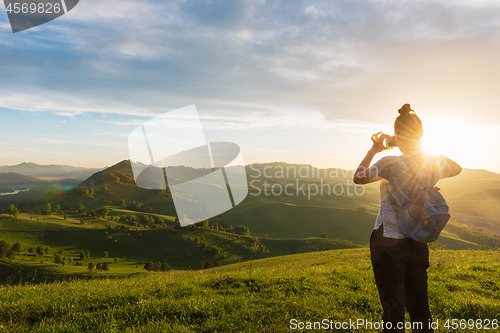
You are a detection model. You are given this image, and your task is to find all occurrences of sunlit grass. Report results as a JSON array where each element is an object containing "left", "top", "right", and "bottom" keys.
[{"left": 0, "top": 248, "right": 498, "bottom": 332}]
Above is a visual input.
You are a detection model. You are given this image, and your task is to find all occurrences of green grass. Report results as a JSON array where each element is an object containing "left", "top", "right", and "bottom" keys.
[
  {"left": 0, "top": 248, "right": 499, "bottom": 332},
  {"left": 0, "top": 213, "right": 359, "bottom": 284}
]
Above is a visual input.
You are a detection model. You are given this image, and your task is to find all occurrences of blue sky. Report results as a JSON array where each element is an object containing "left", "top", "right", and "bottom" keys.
[{"left": 1, "top": 0, "right": 500, "bottom": 172}]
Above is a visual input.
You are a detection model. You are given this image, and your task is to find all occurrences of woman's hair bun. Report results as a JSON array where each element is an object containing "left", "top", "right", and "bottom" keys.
[{"left": 398, "top": 103, "right": 414, "bottom": 116}]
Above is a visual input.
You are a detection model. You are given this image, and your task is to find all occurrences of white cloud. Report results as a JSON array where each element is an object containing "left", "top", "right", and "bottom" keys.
[
  {"left": 2, "top": 0, "right": 500, "bottom": 126},
  {"left": 304, "top": 6, "right": 318, "bottom": 15}
]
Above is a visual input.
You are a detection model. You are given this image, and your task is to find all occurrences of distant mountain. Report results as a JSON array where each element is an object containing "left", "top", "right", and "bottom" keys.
[
  {"left": 0, "top": 162, "right": 102, "bottom": 181},
  {"left": 0, "top": 172, "right": 52, "bottom": 188}
]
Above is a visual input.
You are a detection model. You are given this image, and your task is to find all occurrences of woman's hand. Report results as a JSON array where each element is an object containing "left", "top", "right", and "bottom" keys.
[
  {"left": 353, "top": 132, "right": 389, "bottom": 184},
  {"left": 370, "top": 132, "right": 389, "bottom": 154}
]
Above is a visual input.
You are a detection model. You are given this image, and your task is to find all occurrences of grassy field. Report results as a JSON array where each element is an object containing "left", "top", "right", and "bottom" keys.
[
  {"left": 0, "top": 213, "right": 358, "bottom": 284},
  {"left": 0, "top": 248, "right": 499, "bottom": 332},
  {"left": 0, "top": 162, "right": 499, "bottom": 331}
]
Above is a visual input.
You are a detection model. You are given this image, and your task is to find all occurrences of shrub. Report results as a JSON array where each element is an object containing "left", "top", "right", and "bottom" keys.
[
  {"left": 76, "top": 204, "right": 85, "bottom": 214},
  {"left": 41, "top": 203, "right": 52, "bottom": 215},
  {"left": 96, "top": 208, "right": 109, "bottom": 219},
  {"left": 6, "top": 248, "right": 16, "bottom": 259},
  {"left": 233, "top": 225, "right": 250, "bottom": 236},
  {"left": 161, "top": 261, "right": 170, "bottom": 272},
  {"left": 11, "top": 242, "right": 22, "bottom": 253},
  {"left": 73, "top": 187, "right": 94, "bottom": 198}
]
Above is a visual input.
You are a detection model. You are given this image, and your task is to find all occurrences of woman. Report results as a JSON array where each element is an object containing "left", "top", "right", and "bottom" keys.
[{"left": 353, "top": 104, "right": 461, "bottom": 332}]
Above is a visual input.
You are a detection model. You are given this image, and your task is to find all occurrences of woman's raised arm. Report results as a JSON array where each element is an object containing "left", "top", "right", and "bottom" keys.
[{"left": 353, "top": 132, "right": 388, "bottom": 184}]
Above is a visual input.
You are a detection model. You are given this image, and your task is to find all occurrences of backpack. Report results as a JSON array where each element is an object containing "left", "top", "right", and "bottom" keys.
[{"left": 388, "top": 156, "right": 450, "bottom": 243}]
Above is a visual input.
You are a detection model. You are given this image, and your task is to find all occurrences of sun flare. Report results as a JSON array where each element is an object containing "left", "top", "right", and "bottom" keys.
[{"left": 421, "top": 119, "right": 496, "bottom": 170}]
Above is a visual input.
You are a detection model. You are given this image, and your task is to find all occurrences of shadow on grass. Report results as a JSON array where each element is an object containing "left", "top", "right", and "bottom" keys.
[{"left": 0, "top": 259, "right": 148, "bottom": 286}]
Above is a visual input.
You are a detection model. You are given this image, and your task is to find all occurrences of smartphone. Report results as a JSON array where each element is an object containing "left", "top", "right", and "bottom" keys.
[{"left": 385, "top": 136, "right": 397, "bottom": 148}]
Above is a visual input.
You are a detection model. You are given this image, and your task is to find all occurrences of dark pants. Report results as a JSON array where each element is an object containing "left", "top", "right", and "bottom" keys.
[{"left": 370, "top": 224, "right": 433, "bottom": 332}]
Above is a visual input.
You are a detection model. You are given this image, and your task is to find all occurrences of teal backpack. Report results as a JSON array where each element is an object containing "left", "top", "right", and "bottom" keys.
[{"left": 389, "top": 156, "right": 450, "bottom": 243}]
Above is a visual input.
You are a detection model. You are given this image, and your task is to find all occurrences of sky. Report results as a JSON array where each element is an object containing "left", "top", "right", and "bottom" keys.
[{"left": 1, "top": 0, "right": 500, "bottom": 172}]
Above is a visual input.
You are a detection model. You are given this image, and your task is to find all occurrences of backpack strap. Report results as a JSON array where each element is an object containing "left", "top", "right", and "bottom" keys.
[
  {"left": 400, "top": 155, "right": 435, "bottom": 189},
  {"left": 388, "top": 155, "right": 434, "bottom": 211}
]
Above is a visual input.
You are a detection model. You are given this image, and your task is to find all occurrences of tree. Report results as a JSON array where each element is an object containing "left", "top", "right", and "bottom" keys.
[
  {"left": 86, "top": 250, "right": 90, "bottom": 259},
  {"left": 233, "top": 225, "right": 250, "bottom": 236},
  {"left": 161, "top": 261, "right": 170, "bottom": 272},
  {"left": 54, "top": 254, "right": 62, "bottom": 264},
  {"left": 96, "top": 263, "right": 103, "bottom": 271},
  {"left": 198, "top": 219, "right": 208, "bottom": 229},
  {"left": 76, "top": 204, "right": 85, "bottom": 214},
  {"left": 54, "top": 205, "right": 61, "bottom": 214},
  {"left": 103, "top": 251, "right": 108, "bottom": 258},
  {"left": 6, "top": 248, "right": 16, "bottom": 259},
  {"left": 42, "top": 203, "right": 52, "bottom": 215},
  {"left": 44, "top": 246, "right": 50, "bottom": 255},
  {"left": 127, "top": 201, "right": 144, "bottom": 212},
  {"left": 139, "top": 214, "right": 153, "bottom": 228},
  {"left": 73, "top": 187, "right": 94, "bottom": 198},
  {"left": 152, "top": 262, "right": 161, "bottom": 271},
  {"left": 321, "top": 232, "right": 329, "bottom": 239},
  {"left": 102, "top": 262, "right": 110, "bottom": 271},
  {"left": 4, "top": 204, "right": 20, "bottom": 217},
  {"left": 105, "top": 171, "right": 135, "bottom": 185},
  {"left": 28, "top": 247, "right": 34, "bottom": 254},
  {"left": 88, "top": 262, "right": 95, "bottom": 272},
  {"left": 96, "top": 208, "right": 109, "bottom": 219},
  {"left": 4, "top": 204, "right": 14, "bottom": 215},
  {"left": 144, "top": 262, "right": 153, "bottom": 271},
  {"left": 36, "top": 246, "right": 44, "bottom": 255},
  {"left": 64, "top": 214, "right": 68, "bottom": 220},
  {"left": 0, "top": 241, "right": 10, "bottom": 258},
  {"left": 11, "top": 242, "right": 22, "bottom": 253},
  {"left": 79, "top": 251, "right": 86, "bottom": 261}
]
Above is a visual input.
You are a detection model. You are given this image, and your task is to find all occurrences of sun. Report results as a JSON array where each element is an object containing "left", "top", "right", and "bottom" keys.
[{"left": 421, "top": 118, "right": 493, "bottom": 170}]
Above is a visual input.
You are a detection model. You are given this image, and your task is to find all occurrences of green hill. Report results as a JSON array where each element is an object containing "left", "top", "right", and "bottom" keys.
[
  {"left": 0, "top": 248, "right": 498, "bottom": 332},
  {"left": 0, "top": 212, "right": 358, "bottom": 284},
  {"left": 6, "top": 160, "right": 500, "bottom": 254}
]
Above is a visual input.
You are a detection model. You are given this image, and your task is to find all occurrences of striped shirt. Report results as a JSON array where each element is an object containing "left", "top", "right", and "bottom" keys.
[{"left": 368, "top": 154, "right": 452, "bottom": 239}]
